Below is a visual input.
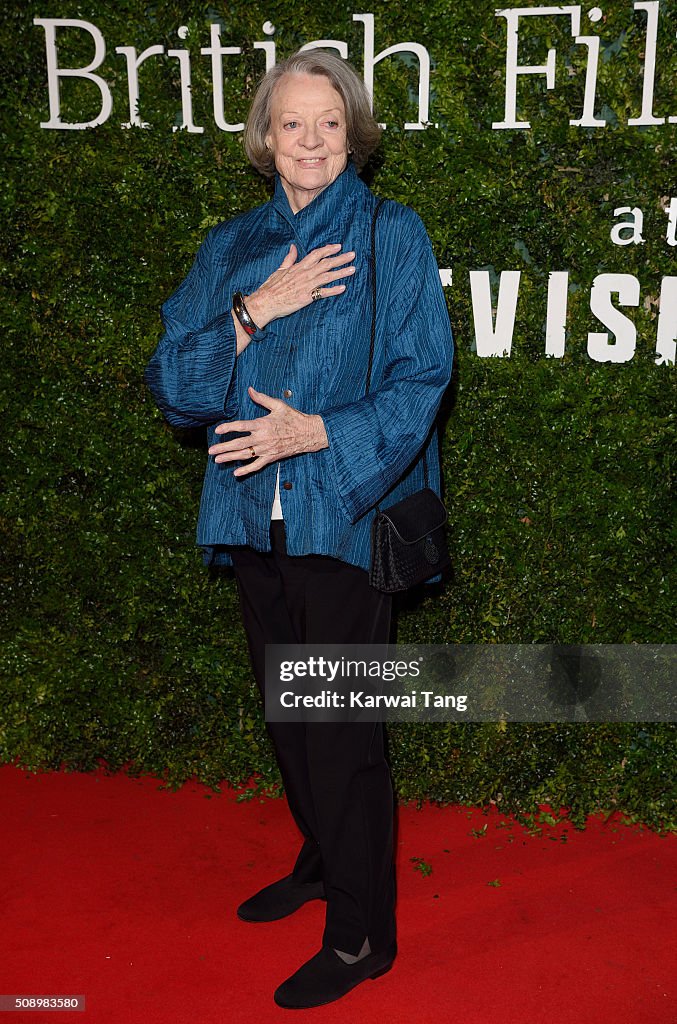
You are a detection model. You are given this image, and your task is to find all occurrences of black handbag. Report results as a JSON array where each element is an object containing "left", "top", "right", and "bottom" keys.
[{"left": 366, "top": 200, "right": 451, "bottom": 593}]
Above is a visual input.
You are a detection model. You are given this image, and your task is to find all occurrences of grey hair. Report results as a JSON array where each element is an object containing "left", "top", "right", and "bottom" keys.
[{"left": 243, "top": 50, "right": 381, "bottom": 177}]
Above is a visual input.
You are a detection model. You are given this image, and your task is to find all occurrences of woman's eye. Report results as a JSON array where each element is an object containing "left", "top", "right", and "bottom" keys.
[
  {"left": 284, "top": 121, "right": 298, "bottom": 129},
  {"left": 326, "top": 121, "right": 339, "bottom": 128}
]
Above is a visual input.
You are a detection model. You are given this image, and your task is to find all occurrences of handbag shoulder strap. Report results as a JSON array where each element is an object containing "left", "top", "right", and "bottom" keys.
[{"left": 366, "top": 197, "right": 431, "bottom": 491}]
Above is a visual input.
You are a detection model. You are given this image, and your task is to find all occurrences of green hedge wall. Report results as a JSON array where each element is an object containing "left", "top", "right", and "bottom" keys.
[{"left": 1, "top": 1, "right": 675, "bottom": 830}]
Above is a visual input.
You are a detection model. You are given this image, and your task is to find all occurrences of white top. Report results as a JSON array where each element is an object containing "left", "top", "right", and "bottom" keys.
[{"left": 271, "top": 464, "right": 283, "bottom": 519}]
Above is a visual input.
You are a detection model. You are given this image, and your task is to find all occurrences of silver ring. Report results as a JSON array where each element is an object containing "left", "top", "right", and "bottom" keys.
[{"left": 311, "top": 288, "right": 322, "bottom": 302}]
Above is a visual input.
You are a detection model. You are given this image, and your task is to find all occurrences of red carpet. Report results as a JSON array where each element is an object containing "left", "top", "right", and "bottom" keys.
[{"left": 0, "top": 765, "right": 674, "bottom": 1023}]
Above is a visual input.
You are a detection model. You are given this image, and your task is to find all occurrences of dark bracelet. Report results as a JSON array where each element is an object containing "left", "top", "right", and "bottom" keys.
[{"left": 232, "top": 291, "right": 262, "bottom": 338}]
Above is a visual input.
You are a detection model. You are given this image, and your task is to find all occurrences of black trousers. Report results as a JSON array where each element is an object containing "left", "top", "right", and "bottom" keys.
[{"left": 230, "top": 521, "right": 396, "bottom": 955}]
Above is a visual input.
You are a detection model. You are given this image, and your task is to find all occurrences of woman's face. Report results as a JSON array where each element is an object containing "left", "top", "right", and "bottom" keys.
[{"left": 266, "top": 73, "right": 350, "bottom": 214}]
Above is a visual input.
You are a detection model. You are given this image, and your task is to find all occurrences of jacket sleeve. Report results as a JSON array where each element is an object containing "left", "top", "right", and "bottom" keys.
[
  {"left": 144, "top": 227, "right": 239, "bottom": 428},
  {"left": 321, "top": 208, "right": 453, "bottom": 523}
]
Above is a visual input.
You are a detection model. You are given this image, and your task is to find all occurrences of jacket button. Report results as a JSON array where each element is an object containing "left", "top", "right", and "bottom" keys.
[
  {"left": 283, "top": 388, "right": 293, "bottom": 398},
  {"left": 282, "top": 481, "right": 293, "bottom": 491}
]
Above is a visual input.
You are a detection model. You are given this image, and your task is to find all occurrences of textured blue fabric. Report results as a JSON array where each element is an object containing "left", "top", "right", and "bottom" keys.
[{"left": 144, "top": 162, "right": 454, "bottom": 571}]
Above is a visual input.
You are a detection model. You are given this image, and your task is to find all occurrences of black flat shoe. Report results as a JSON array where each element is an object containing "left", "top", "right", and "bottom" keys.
[
  {"left": 274, "top": 942, "right": 397, "bottom": 1009},
  {"left": 237, "top": 874, "right": 325, "bottom": 923}
]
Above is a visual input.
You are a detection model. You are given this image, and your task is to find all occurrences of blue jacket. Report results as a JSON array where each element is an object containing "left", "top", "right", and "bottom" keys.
[{"left": 144, "top": 162, "right": 453, "bottom": 571}]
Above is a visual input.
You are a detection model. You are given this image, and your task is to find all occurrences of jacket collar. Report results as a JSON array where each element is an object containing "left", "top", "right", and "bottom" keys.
[{"left": 271, "top": 161, "right": 363, "bottom": 251}]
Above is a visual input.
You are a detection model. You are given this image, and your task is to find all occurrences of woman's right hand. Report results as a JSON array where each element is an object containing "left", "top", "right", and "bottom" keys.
[{"left": 244, "top": 243, "right": 355, "bottom": 329}]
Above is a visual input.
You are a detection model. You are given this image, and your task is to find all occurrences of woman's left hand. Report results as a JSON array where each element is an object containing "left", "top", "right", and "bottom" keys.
[{"left": 208, "top": 387, "right": 329, "bottom": 477}]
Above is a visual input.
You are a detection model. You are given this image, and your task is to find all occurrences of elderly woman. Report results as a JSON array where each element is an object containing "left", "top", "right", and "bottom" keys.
[{"left": 145, "top": 49, "right": 453, "bottom": 1009}]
